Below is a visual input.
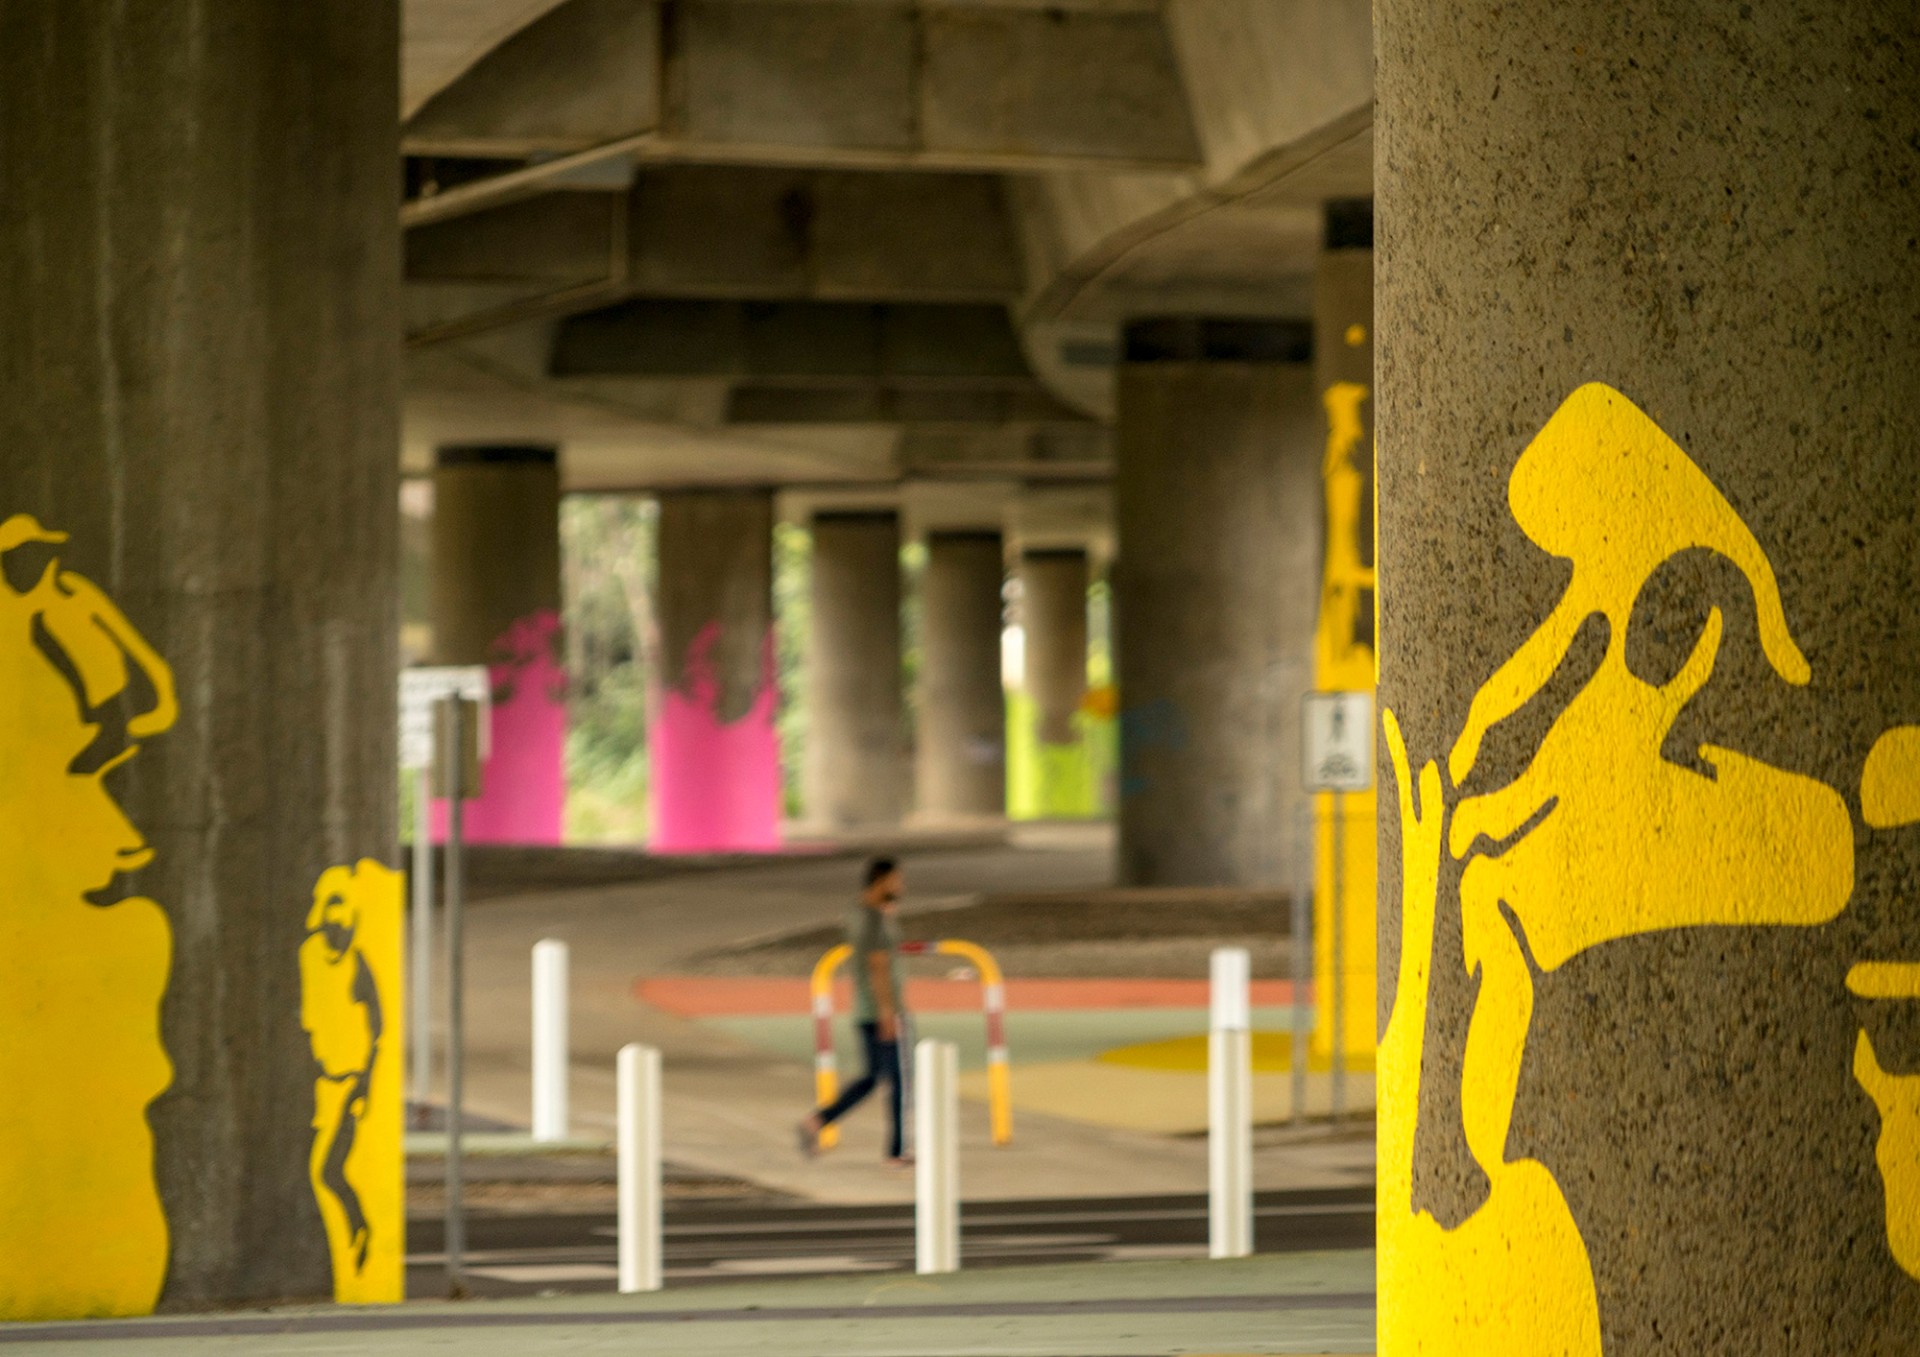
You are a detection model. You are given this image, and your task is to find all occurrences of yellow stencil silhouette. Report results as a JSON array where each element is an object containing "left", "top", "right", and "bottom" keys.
[
  {"left": 0, "top": 514, "right": 177, "bottom": 1319},
  {"left": 1853, "top": 1025, "right": 1920, "bottom": 1282},
  {"left": 1380, "top": 385, "right": 1854, "bottom": 1352},
  {"left": 1312, "top": 379, "right": 1379, "bottom": 1064},
  {"left": 301, "top": 860, "right": 405, "bottom": 1303},
  {"left": 1850, "top": 727, "right": 1920, "bottom": 1281}
]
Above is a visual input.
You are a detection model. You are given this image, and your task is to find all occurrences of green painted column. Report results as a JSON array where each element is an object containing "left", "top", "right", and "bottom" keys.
[
  {"left": 1015, "top": 548, "right": 1094, "bottom": 818},
  {"left": 1376, "top": 3, "right": 1920, "bottom": 1351}
]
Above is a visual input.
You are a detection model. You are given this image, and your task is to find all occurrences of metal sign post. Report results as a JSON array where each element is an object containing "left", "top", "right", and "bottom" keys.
[
  {"left": 397, "top": 667, "right": 490, "bottom": 1117},
  {"left": 441, "top": 693, "right": 468, "bottom": 1297},
  {"left": 430, "top": 689, "right": 486, "bottom": 1300},
  {"left": 409, "top": 765, "right": 432, "bottom": 1114},
  {"left": 1301, "top": 691, "right": 1373, "bottom": 1124}
]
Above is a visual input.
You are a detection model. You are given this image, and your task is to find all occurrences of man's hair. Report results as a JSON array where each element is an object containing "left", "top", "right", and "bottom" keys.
[{"left": 863, "top": 856, "right": 898, "bottom": 888}]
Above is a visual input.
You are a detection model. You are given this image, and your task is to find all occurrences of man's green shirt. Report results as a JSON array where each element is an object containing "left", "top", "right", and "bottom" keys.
[{"left": 848, "top": 904, "right": 903, "bottom": 1023}]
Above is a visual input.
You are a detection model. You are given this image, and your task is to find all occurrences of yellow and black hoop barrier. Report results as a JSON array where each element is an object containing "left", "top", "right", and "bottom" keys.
[{"left": 809, "top": 938, "right": 1012, "bottom": 1150}]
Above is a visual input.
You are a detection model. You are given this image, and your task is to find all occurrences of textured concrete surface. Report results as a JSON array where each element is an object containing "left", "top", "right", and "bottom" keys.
[
  {"left": 805, "top": 512, "right": 907, "bottom": 830},
  {"left": 0, "top": 1253, "right": 1376, "bottom": 1356},
  {"left": 1376, "top": 1, "right": 1920, "bottom": 1349},
  {"left": 916, "top": 531, "right": 1008, "bottom": 819},
  {"left": 1114, "top": 331, "right": 1323, "bottom": 888},
  {"left": 0, "top": 2, "right": 401, "bottom": 1308}
]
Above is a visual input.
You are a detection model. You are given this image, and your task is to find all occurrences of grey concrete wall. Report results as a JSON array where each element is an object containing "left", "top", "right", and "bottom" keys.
[
  {"left": 1021, "top": 549, "right": 1091, "bottom": 747},
  {"left": 805, "top": 512, "right": 906, "bottom": 829},
  {"left": 430, "top": 447, "right": 561, "bottom": 664},
  {"left": 1376, "top": 2, "right": 1920, "bottom": 1350},
  {"left": 0, "top": 2, "right": 400, "bottom": 1308},
  {"left": 916, "top": 531, "right": 1007, "bottom": 820},
  {"left": 1114, "top": 327, "right": 1321, "bottom": 887}
]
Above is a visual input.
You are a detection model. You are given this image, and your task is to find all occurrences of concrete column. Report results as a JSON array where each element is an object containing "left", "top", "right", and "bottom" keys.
[
  {"left": 430, "top": 446, "right": 564, "bottom": 845},
  {"left": 1310, "top": 204, "right": 1377, "bottom": 1065},
  {"left": 1376, "top": 5, "right": 1920, "bottom": 1352},
  {"left": 0, "top": 2, "right": 399, "bottom": 1313},
  {"left": 1113, "top": 320, "right": 1321, "bottom": 887},
  {"left": 651, "top": 490, "right": 780, "bottom": 853},
  {"left": 1019, "top": 549, "right": 1093, "bottom": 817},
  {"left": 1023, "top": 551, "right": 1090, "bottom": 745},
  {"left": 806, "top": 512, "right": 905, "bottom": 830},
  {"left": 916, "top": 531, "right": 1006, "bottom": 820}
]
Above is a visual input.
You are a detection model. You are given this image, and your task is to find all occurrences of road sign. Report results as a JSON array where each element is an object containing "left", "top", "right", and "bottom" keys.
[
  {"left": 1302, "top": 690, "right": 1373, "bottom": 792},
  {"left": 399, "top": 666, "right": 491, "bottom": 770}
]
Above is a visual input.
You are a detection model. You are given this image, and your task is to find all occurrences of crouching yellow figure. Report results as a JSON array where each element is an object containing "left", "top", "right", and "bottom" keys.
[
  {"left": 301, "top": 860, "right": 404, "bottom": 1303},
  {"left": 0, "top": 514, "right": 179, "bottom": 1319}
]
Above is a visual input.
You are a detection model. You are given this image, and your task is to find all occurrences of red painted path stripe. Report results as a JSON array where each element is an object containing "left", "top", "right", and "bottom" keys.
[{"left": 635, "top": 976, "right": 1304, "bottom": 1018}]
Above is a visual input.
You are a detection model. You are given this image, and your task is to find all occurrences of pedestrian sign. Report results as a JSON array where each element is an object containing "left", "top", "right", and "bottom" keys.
[
  {"left": 399, "top": 666, "right": 491, "bottom": 771},
  {"left": 1302, "top": 691, "right": 1373, "bottom": 792}
]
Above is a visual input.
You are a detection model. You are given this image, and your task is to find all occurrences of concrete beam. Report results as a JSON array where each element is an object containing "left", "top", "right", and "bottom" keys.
[
  {"left": 550, "top": 299, "right": 1030, "bottom": 382},
  {"left": 725, "top": 382, "right": 1086, "bottom": 426},
  {"left": 404, "top": 0, "right": 1201, "bottom": 171},
  {"left": 406, "top": 168, "right": 1023, "bottom": 301},
  {"left": 405, "top": 0, "right": 658, "bottom": 155},
  {"left": 403, "top": 0, "right": 574, "bottom": 118}
]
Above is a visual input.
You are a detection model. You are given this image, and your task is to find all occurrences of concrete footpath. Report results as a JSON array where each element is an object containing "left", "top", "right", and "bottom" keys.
[
  {"left": 0, "top": 1253, "right": 1375, "bottom": 1356},
  {"left": 442, "top": 827, "right": 1373, "bottom": 1205}
]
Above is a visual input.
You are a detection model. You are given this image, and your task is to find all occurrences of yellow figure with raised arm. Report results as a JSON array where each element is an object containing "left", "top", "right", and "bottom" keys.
[
  {"left": 0, "top": 514, "right": 179, "bottom": 1319},
  {"left": 1379, "top": 385, "right": 1856, "bottom": 1353},
  {"left": 301, "top": 860, "right": 405, "bottom": 1303},
  {"left": 1851, "top": 728, "right": 1920, "bottom": 1281}
]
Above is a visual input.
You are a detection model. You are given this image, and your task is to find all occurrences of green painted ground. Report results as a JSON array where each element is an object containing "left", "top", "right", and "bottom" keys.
[{"left": 709, "top": 1007, "right": 1311, "bottom": 1071}]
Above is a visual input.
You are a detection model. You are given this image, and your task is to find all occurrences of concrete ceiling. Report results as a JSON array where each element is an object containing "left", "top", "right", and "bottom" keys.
[{"left": 400, "top": 0, "right": 1374, "bottom": 523}]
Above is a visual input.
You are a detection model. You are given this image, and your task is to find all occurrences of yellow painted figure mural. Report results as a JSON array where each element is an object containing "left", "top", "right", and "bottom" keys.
[
  {"left": 301, "top": 860, "right": 405, "bottom": 1303},
  {"left": 1379, "top": 385, "right": 1873, "bottom": 1351},
  {"left": 1312, "top": 338, "right": 1378, "bottom": 1065},
  {"left": 1852, "top": 729, "right": 1920, "bottom": 1284},
  {"left": 0, "top": 514, "right": 178, "bottom": 1319}
]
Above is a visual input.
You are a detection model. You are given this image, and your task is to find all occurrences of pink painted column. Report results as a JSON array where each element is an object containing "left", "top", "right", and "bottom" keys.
[
  {"left": 650, "top": 490, "right": 782, "bottom": 853},
  {"left": 429, "top": 445, "right": 566, "bottom": 844}
]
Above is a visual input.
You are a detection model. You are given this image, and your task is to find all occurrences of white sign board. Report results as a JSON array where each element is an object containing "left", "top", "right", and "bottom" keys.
[
  {"left": 399, "top": 666, "right": 492, "bottom": 771},
  {"left": 1302, "top": 690, "right": 1374, "bottom": 792}
]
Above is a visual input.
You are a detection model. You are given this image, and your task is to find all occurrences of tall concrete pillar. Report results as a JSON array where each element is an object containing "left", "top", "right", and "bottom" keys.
[
  {"left": 1113, "top": 320, "right": 1321, "bottom": 887},
  {"left": 430, "top": 446, "right": 564, "bottom": 845},
  {"left": 1020, "top": 548, "right": 1093, "bottom": 817},
  {"left": 1310, "top": 203, "right": 1377, "bottom": 1064},
  {"left": 916, "top": 531, "right": 1006, "bottom": 820},
  {"left": 651, "top": 490, "right": 780, "bottom": 853},
  {"left": 1376, "top": 5, "right": 1920, "bottom": 1352},
  {"left": 0, "top": 2, "right": 399, "bottom": 1313},
  {"left": 806, "top": 512, "right": 905, "bottom": 830}
]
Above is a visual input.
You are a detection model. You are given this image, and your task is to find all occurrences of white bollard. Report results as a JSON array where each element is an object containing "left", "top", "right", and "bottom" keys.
[
  {"left": 532, "top": 939, "right": 570, "bottom": 1143},
  {"left": 1209, "top": 946, "right": 1253, "bottom": 1259},
  {"left": 915, "top": 1038, "right": 960, "bottom": 1275},
  {"left": 617, "top": 1043, "right": 663, "bottom": 1293}
]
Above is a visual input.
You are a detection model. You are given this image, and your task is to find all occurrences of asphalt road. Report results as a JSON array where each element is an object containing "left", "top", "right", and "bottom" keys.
[{"left": 406, "top": 1186, "right": 1374, "bottom": 1299}]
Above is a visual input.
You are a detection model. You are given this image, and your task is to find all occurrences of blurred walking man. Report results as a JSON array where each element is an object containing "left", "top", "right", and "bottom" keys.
[{"left": 798, "top": 857, "right": 909, "bottom": 1164}]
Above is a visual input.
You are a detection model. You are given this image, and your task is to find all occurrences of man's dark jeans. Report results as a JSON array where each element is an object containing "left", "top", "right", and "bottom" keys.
[{"left": 817, "top": 1020, "right": 903, "bottom": 1159}]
